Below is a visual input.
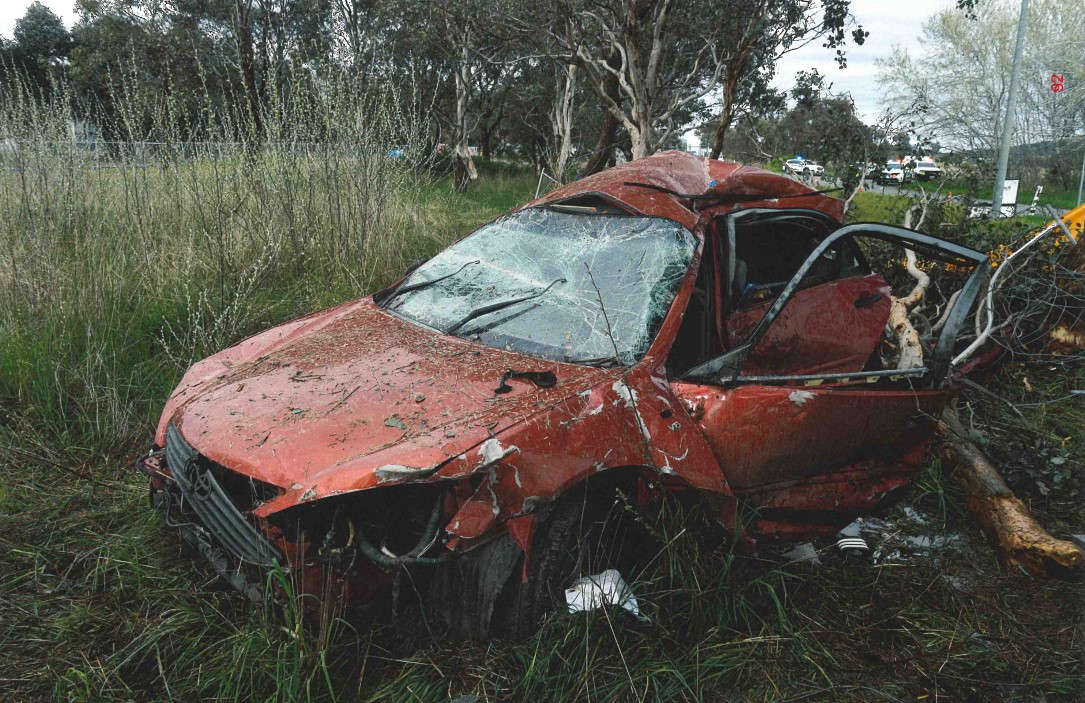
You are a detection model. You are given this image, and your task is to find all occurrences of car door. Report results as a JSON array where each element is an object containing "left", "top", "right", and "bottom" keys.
[
  {"left": 722, "top": 209, "right": 891, "bottom": 376},
  {"left": 671, "top": 223, "right": 987, "bottom": 535}
]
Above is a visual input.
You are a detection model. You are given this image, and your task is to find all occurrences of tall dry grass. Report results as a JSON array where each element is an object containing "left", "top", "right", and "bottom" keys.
[
  {"left": 0, "top": 69, "right": 546, "bottom": 702},
  {"left": 0, "top": 70, "right": 451, "bottom": 457}
]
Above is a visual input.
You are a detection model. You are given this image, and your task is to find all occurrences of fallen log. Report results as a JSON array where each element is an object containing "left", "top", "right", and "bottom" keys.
[{"left": 936, "top": 409, "right": 1084, "bottom": 578}]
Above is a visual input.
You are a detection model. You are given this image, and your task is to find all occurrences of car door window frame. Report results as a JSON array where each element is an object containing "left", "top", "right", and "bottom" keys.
[
  {"left": 721, "top": 208, "right": 863, "bottom": 310},
  {"left": 682, "top": 221, "right": 988, "bottom": 386}
]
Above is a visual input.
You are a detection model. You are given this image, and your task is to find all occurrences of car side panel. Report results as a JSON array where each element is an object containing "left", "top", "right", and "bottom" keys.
[{"left": 670, "top": 381, "right": 950, "bottom": 535}]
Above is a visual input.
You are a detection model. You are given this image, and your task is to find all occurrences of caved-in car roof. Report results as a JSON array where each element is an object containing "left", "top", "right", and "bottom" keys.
[{"left": 528, "top": 151, "right": 845, "bottom": 230}]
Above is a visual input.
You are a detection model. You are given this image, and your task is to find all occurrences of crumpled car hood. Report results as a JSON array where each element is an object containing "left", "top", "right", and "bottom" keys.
[{"left": 163, "top": 298, "right": 613, "bottom": 499}]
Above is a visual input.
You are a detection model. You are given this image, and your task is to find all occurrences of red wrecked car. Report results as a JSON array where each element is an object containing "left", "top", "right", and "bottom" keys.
[{"left": 137, "top": 152, "right": 987, "bottom": 638}]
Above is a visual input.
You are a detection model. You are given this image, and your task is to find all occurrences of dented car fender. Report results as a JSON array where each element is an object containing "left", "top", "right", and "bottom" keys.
[{"left": 437, "top": 365, "right": 734, "bottom": 551}]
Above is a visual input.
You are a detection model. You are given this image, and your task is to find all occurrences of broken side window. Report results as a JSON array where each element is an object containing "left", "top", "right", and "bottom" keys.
[
  {"left": 726, "top": 212, "right": 863, "bottom": 320},
  {"left": 383, "top": 208, "right": 696, "bottom": 366},
  {"left": 682, "top": 224, "right": 987, "bottom": 386}
]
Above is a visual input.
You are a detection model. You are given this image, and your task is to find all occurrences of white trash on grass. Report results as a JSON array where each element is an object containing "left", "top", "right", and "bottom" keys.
[{"left": 564, "top": 569, "right": 648, "bottom": 621}]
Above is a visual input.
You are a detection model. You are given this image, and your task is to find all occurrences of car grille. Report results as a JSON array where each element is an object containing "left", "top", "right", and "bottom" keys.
[{"left": 165, "top": 421, "right": 282, "bottom": 566}]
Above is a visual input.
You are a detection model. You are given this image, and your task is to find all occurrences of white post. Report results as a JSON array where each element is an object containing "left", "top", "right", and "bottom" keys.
[{"left": 991, "top": 0, "right": 1029, "bottom": 218}]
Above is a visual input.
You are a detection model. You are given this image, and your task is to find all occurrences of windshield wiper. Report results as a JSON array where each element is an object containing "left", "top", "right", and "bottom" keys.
[
  {"left": 445, "top": 278, "right": 566, "bottom": 335},
  {"left": 382, "top": 259, "right": 480, "bottom": 307},
  {"left": 563, "top": 354, "right": 622, "bottom": 367}
]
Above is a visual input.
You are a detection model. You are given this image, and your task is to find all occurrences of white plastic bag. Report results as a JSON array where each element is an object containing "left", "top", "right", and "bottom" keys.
[{"left": 564, "top": 569, "right": 647, "bottom": 621}]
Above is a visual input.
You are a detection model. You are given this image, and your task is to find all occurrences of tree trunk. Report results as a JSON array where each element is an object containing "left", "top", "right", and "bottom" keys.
[
  {"left": 234, "top": 0, "right": 262, "bottom": 139},
  {"left": 629, "top": 118, "right": 651, "bottom": 161},
  {"left": 583, "top": 111, "right": 618, "bottom": 176},
  {"left": 452, "top": 33, "right": 477, "bottom": 193},
  {"left": 582, "top": 52, "right": 622, "bottom": 176},
  {"left": 479, "top": 123, "right": 493, "bottom": 161},
  {"left": 710, "top": 110, "right": 733, "bottom": 161},
  {"left": 548, "top": 63, "right": 577, "bottom": 182},
  {"left": 710, "top": 66, "right": 743, "bottom": 160},
  {"left": 453, "top": 144, "right": 477, "bottom": 194},
  {"left": 936, "top": 409, "right": 1084, "bottom": 578},
  {"left": 710, "top": 32, "right": 756, "bottom": 160}
]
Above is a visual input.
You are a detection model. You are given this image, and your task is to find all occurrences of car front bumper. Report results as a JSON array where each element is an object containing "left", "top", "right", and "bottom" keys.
[
  {"left": 136, "top": 425, "right": 411, "bottom": 605},
  {"left": 137, "top": 448, "right": 273, "bottom": 600}
]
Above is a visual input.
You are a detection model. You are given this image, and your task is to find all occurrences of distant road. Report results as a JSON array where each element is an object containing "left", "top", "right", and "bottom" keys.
[{"left": 794, "top": 174, "right": 1069, "bottom": 217}]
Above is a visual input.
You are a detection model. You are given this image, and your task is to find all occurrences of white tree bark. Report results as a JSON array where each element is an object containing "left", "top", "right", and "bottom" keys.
[
  {"left": 888, "top": 248, "right": 931, "bottom": 370},
  {"left": 452, "top": 28, "right": 478, "bottom": 192},
  {"left": 548, "top": 63, "right": 578, "bottom": 181}
]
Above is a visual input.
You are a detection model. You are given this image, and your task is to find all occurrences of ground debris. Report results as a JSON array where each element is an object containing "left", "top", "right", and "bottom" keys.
[
  {"left": 783, "top": 542, "right": 822, "bottom": 566},
  {"left": 565, "top": 569, "right": 647, "bottom": 621}
]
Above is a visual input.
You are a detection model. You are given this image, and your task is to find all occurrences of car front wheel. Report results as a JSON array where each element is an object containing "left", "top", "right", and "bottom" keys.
[{"left": 491, "top": 484, "right": 651, "bottom": 640}]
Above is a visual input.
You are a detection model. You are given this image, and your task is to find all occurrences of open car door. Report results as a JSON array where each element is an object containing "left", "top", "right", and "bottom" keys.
[{"left": 670, "top": 222, "right": 988, "bottom": 538}]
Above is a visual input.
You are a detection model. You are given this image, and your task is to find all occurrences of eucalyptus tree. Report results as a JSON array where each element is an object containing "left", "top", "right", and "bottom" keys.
[
  {"left": 546, "top": 0, "right": 725, "bottom": 161},
  {"left": 878, "top": 0, "right": 1084, "bottom": 186},
  {"left": 706, "top": 0, "right": 867, "bottom": 159}
]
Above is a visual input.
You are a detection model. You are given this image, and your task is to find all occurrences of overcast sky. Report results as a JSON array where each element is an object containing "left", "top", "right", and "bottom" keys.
[
  {"left": 0, "top": 1, "right": 77, "bottom": 41},
  {"left": 772, "top": 1, "right": 961, "bottom": 120},
  {"left": 3, "top": 0, "right": 960, "bottom": 121}
]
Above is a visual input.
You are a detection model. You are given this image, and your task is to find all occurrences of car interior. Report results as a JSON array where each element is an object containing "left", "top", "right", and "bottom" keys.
[{"left": 667, "top": 210, "right": 868, "bottom": 378}]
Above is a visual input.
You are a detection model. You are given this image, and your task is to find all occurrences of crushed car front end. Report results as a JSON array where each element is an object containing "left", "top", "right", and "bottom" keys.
[
  {"left": 134, "top": 194, "right": 705, "bottom": 620},
  {"left": 138, "top": 425, "right": 289, "bottom": 600},
  {"left": 138, "top": 413, "right": 528, "bottom": 607}
]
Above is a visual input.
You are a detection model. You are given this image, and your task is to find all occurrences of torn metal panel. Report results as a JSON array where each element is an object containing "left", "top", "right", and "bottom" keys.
[
  {"left": 727, "top": 273, "right": 892, "bottom": 377},
  {"left": 429, "top": 534, "right": 522, "bottom": 641},
  {"left": 672, "top": 382, "right": 946, "bottom": 495}
]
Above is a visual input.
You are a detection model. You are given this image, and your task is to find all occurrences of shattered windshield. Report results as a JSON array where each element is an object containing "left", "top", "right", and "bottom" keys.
[{"left": 383, "top": 208, "right": 695, "bottom": 366}]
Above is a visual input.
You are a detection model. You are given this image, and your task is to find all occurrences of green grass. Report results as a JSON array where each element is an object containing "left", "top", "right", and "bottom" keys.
[
  {"left": 1, "top": 85, "right": 1082, "bottom": 700},
  {"left": 849, "top": 190, "right": 1053, "bottom": 233},
  {"left": 910, "top": 179, "right": 1082, "bottom": 211}
]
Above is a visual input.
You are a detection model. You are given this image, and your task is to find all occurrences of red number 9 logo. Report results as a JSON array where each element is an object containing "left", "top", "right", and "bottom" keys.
[{"left": 1051, "top": 73, "right": 1065, "bottom": 93}]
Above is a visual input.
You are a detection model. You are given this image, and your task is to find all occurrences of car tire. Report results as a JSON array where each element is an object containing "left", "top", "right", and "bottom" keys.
[{"left": 491, "top": 483, "right": 648, "bottom": 640}]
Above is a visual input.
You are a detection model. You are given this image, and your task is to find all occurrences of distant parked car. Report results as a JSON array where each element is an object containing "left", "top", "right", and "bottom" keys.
[
  {"left": 912, "top": 161, "right": 943, "bottom": 181},
  {"left": 783, "top": 158, "right": 823, "bottom": 177},
  {"left": 877, "top": 162, "right": 913, "bottom": 185}
]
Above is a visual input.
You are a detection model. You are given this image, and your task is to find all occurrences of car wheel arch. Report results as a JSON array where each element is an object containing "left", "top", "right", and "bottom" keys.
[
  {"left": 486, "top": 465, "right": 682, "bottom": 639},
  {"left": 431, "top": 464, "right": 662, "bottom": 640}
]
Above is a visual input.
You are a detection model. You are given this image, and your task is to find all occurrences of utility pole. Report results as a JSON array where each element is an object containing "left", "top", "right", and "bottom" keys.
[{"left": 991, "top": 0, "right": 1029, "bottom": 218}]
